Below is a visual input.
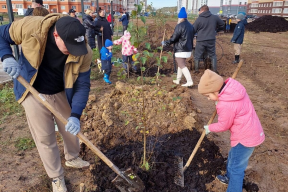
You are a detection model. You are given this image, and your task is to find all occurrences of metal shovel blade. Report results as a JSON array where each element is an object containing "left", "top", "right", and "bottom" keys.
[
  {"left": 112, "top": 168, "right": 145, "bottom": 192},
  {"left": 174, "top": 155, "right": 184, "bottom": 187}
]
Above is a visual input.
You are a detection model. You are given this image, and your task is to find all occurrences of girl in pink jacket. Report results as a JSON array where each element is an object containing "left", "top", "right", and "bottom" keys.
[
  {"left": 113, "top": 30, "right": 138, "bottom": 72},
  {"left": 198, "top": 69, "right": 265, "bottom": 192}
]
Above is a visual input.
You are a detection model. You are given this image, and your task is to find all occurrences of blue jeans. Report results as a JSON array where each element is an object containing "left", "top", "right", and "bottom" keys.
[
  {"left": 122, "top": 55, "right": 138, "bottom": 71},
  {"left": 226, "top": 143, "right": 254, "bottom": 192},
  {"left": 226, "top": 25, "right": 230, "bottom": 31}
]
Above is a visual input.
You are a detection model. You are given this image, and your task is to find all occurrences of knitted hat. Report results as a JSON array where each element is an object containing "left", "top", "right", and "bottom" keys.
[
  {"left": 105, "top": 39, "right": 113, "bottom": 47},
  {"left": 198, "top": 69, "right": 224, "bottom": 94},
  {"left": 236, "top": 14, "right": 245, "bottom": 20},
  {"left": 178, "top": 7, "right": 187, "bottom": 19}
]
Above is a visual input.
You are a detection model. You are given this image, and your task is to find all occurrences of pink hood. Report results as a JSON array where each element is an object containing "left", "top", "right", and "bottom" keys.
[
  {"left": 113, "top": 30, "right": 138, "bottom": 56},
  {"left": 209, "top": 78, "right": 265, "bottom": 147}
]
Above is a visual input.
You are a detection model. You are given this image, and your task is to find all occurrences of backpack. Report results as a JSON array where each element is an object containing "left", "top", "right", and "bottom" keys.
[{"left": 125, "top": 12, "right": 130, "bottom": 21}]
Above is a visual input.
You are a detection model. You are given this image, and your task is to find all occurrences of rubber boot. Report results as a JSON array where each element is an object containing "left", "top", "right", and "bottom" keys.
[
  {"left": 173, "top": 67, "right": 182, "bottom": 84},
  {"left": 181, "top": 67, "right": 193, "bottom": 87},
  {"left": 211, "top": 58, "right": 219, "bottom": 74},
  {"left": 103, "top": 74, "right": 112, "bottom": 84},
  {"left": 193, "top": 60, "right": 200, "bottom": 74},
  {"left": 233, "top": 55, "right": 240, "bottom": 64}
]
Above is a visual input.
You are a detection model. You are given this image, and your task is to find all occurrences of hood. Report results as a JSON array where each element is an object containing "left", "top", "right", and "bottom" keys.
[
  {"left": 123, "top": 30, "right": 131, "bottom": 40},
  {"left": 84, "top": 14, "right": 93, "bottom": 21},
  {"left": 219, "top": 78, "right": 246, "bottom": 102},
  {"left": 199, "top": 11, "right": 212, "bottom": 18},
  {"left": 238, "top": 18, "right": 248, "bottom": 26}
]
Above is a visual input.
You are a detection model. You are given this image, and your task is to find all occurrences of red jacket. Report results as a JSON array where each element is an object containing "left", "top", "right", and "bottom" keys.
[{"left": 107, "top": 14, "right": 114, "bottom": 23}]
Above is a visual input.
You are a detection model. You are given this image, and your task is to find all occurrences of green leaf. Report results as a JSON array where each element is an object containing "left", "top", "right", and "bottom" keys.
[
  {"left": 135, "top": 53, "right": 140, "bottom": 59},
  {"left": 137, "top": 4, "right": 143, "bottom": 13},
  {"left": 156, "top": 57, "right": 161, "bottom": 64},
  {"left": 133, "top": 42, "right": 139, "bottom": 48},
  {"left": 145, "top": 43, "right": 151, "bottom": 50},
  {"left": 157, "top": 46, "right": 163, "bottom": 50},
  {"left": 168, "top": 52, "right": 173, "bottom": 56},
  {"left": 139, "top": 27, "right": 147, "bottom": 35},
  {"left": 161, "top": 74, "right": 166, "bottom": 77},
  {"left": 144, "top": 161, "right": 150, "bottom": 171},
  {"left": 140, "top": 16, "right": 146, "bottom": 24},
  {"left": 132, "top": 10, "right": 137, "bottom": 17},
  {"left": 125, "top": 121, "right": 129, "bottom": 126},
  {"left": 130, "top": 36, "right": 136, "bottom": 45},
  {"left": 140, "top": 57, "right": 147, "bottom": 65},
  {"left": 156, "top": 72, "right": 160, "bottom": 77},
  {"left": 137, "top": 76, "right": 141, "bottom": 81},
  {"left": 143, "top": 50, "right": 150, "bottom": 57},
  {"left": 140, "top": 67, "right": 146, "bottom": 72},
  {"left": 149, "top": 52, "right": 154, "bottom": 57},
  {"left": 162, "top": 56, "right": 168, "bottom": 63}
]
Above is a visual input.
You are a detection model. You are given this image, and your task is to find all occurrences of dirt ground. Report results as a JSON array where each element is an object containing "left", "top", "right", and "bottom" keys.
[{"left": 0, "top": 20, "right": 288, "bottom": 192}]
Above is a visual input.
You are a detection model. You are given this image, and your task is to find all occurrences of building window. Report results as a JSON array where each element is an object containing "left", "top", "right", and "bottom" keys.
[
  {"left": 71, "top": 6, "right": 76, "bottom": 9},
  {"left": 273, "top": 2, "right": 283, "bottom": 7},
  {"left": 283, "top": 8, "right": 288, "bottom": 13},
  {"left": 61, "top": 6, "right": 65, "bottom": 10},
  {"left": 285, "top": 1, "right": 288, "bottom": 6},
  {"left": 71, "top": 0, "right": 75, "bottom": 1},
  {"left": 2, "top": 5, "right": 6, "bottom": 9},
  {"left": 245, "top": 2, "right": 247, "bottom": 5},
  {"left": 84, "top": 5, "right": 90, "bottom": 9},
  {"left": 239, "top": 2, "right": 241, "bottom": 5},
  {"left": 16, "top": 4, "right": 23, "bottom": 8},
  {"left": 60, "top": 0, "right": 64, "bottom": 1},
  {"left": 43, "top": 4, "right": 48, "bottom": 9},
  {"left": 272, "top": 8, "right": 282, "bottom": 13}
]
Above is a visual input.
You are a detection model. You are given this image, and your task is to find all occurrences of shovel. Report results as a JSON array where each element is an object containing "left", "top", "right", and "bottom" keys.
[
  {"left": 17, "top": 76, "right": 145, "bottom": 192},
  {"left": 174, "top": 60, "right": 244, "bottom": 187}
]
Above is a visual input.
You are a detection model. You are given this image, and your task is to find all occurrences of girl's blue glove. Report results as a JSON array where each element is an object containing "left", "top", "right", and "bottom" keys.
[{"left": 204, "top": 125, "right": 210, "bottom": 135}]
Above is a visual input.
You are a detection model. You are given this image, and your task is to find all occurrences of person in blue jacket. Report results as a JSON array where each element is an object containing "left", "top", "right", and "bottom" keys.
[
  {"left": 100, "top": 39, "right": 114, "bottom": 84},
  {"left": 231, "top": 14, "right": 247, "bottom": 64},
  {"left": 119, "top": 11, "right": 129, "bottom": 35}
]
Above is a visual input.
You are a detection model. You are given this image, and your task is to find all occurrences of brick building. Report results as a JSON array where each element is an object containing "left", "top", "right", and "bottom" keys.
[
  {"left": 247, "top": 0, "right": 288, "bottom": 17},
  {"left": 0, "top": 0, "right": 123, "bottom": 15}
]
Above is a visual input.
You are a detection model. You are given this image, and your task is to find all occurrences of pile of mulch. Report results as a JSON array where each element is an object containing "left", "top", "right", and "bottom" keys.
[{"left": 246, "top": 15, "right": 288, "bottom": 33}]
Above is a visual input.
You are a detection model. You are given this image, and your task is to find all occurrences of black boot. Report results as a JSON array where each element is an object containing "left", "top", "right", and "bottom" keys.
[
  {"left": 193, "top": 60, "right": 200, "bottom": 74},
  {"left": 233, "top": 55, "right": 240, "bottom": 64},
  {"left": 212, "top": 58, "right": 219, "bottom": 74}
]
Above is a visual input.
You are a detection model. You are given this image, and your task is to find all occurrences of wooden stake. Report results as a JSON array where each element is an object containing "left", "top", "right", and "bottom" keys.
[
  {"left": 156, "top": 29, "right": 166, "bottom": 85},
  {"left": 80, "top": 183, "right": 86, "bottom": 192}
]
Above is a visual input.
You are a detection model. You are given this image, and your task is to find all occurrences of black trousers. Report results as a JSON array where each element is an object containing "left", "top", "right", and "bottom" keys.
[
  {"left": 123, "top": 25, "right": 128, "bottom": 34},
  {"left": 194, "top": 40, "right": 216, "bottom": 60}
]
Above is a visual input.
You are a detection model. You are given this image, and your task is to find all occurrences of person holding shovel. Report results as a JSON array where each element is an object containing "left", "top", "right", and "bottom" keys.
[
  {"left": 0, "top": 15, "right": 92, "bottom": 192},
  {"left": 198, "top": 69, "right": 265, "bottom": 192},
  {"left": 162, "top": 7, "right": 194, "bottom": 87}
]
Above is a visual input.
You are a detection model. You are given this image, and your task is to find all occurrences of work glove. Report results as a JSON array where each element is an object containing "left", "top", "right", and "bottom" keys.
[
  {"left": 3, "top": 57, "right": 21, "bottom": 79},
  {"left": 161, "top": 41, "right": 166, "bottom": 46},
  {"left": 65, "top": 117, "right": 80, "bottom": 135},
  {"left": 204, "top": 125, "right": 210, "bottom": 135}
]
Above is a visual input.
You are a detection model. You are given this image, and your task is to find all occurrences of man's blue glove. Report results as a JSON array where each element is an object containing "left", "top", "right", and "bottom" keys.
[
  {"left": 65, "top": 117, "right": 80, "bottom": 135},
  {"left": 3, "top": 57, "right": 21, "bottom": 79},
  {"left": 161, "top": 41, "right": 166, "bottom": 46},
  {"left": 204, "top": 125, "right": 210, "bottom": 135}
]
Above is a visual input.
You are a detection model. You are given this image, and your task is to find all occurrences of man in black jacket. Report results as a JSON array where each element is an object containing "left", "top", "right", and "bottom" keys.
[
  {"left": 193, "top": 5, "right": 224, "bottom": 74},
  {"left": 24, "top": 0, "right": 44, "bottom": 16}
]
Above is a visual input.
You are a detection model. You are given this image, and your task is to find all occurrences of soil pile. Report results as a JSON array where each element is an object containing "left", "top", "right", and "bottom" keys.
[
  {"left": 246, "top": 15, "right": 288, "bottom": 33},
  {"left": 80, "top": 82, "right": 198, "bottom": 148}
]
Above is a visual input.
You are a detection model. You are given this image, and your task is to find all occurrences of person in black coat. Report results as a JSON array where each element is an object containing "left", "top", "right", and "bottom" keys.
[
  {"left": 163, "top": 7, "right": 194, "bottom": 87},
  {"left": 83, "top": 9, "right": 99, "bottom": 49},
  {"left": 193, "top": 5, "right": 225, "bottom": 74},
  {"left": 94, "top": 8, "right": 113, "bottom": 52},
  {"left": 24, "top": 0, "right": 44, "bottom": 16}
]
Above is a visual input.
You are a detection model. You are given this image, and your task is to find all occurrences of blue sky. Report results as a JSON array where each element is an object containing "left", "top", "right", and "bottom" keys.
[{"left": 147, "top": 0, "right": 177, "bottom": 8}]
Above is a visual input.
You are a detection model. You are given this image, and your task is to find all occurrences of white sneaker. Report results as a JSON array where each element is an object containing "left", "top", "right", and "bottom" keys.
[
  {"left": 173, "top": 80, "right": 180, "bottom": 84},
  {"left": 181, "top": 82, "right": 194, "bottom": 87},
  {"left": 52, "top": 176, "right": 67, "bottom": 192},
  {"left": 65, "top": 157, "right": 90, "bottom": 168}
]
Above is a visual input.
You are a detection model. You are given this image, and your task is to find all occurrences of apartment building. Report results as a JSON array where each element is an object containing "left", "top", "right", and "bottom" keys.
[
  {"left": 0, "top": 0, "right": 123, "bottom": 14},
  {"left": 247, "top": 0, "right": 288, "bottom": 17}
]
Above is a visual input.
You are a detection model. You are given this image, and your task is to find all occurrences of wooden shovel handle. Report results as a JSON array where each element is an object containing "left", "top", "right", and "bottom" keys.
[
  {"left": 183, "top": 60, "right": 244, "bottom": 171},
  {"left": 17, "top": 76, "right": 121, "bottom": 175}
]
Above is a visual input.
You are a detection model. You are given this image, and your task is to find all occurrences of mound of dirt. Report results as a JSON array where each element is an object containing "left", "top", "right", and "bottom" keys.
[
  {"left": 246, "top": 15, "right": 288, "bottom": 33},
  {"left": 80, "top": 82, "right": 198, "bottom": 148}
]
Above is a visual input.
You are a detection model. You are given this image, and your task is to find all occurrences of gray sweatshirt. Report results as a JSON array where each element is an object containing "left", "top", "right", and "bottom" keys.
[{"left": 193, "top": 11, "right": 225, "bottom": 42}]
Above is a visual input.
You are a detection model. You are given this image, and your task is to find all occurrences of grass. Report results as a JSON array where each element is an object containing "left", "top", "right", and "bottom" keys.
[
  {"left": 15, "top": 137, "right": 36, "bottom": 151},
  {"left": 0, "top": 84, "right": 24, "bottom": 123}
]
